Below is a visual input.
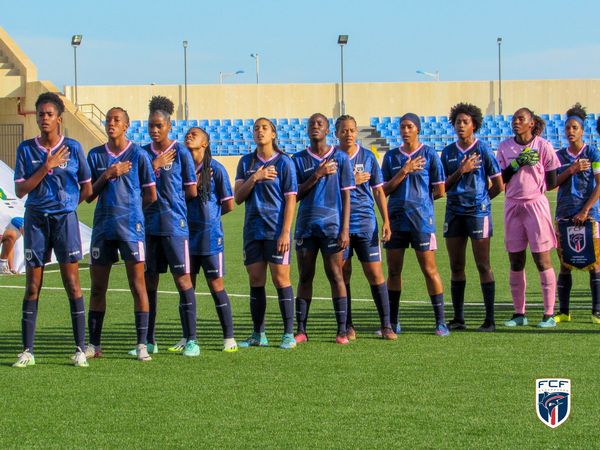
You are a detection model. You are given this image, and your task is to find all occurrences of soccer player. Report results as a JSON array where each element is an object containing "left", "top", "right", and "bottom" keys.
[
  {"left": 13, "top": 92, "right": 92, "bottom": 367},
  {"left": 293, "top": 113, "right": 355, "bottom": 344},
  {"left": 497, "top": 107, "right": 560, "bottom": 328},
  {"left": 176, "top": 127, "right": 238, "bottom": 353},
  {"left": 381, "top": 113, "right": 449, "bottom": 336},
  {"left": 441, "top": 103, "right": 504, "bottom": 332},
  {"left": 235, "top": 118, "right": 298, "bottom": 349},
  {"left": 554, "top": 103, "right": 600, "bottom": 323},
  {"left": 140, "top": 96, "right": 200, "bottom": 357},
  {"left": 85, "top": 107, "right": 157, "bottom": 361},
  {"left": 0, "top": 216, "right": 24, "bottom": 274},
  {"left": 334, "top": 115, "right": 397, "bottom": 340}
]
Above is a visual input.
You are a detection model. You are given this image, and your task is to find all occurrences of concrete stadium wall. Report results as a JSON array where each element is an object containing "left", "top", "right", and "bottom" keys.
[{"left": 68, "top": 79, "right": 600, "bottom": 124}]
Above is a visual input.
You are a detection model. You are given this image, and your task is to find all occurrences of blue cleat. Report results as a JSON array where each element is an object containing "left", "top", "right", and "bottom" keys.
[
  {"left": 435, "top": 323, "right": 450, "bottom": 337},
  {"left": 238, "top": 332, "right": 268, "bottom": 348},
  {"left": 182, "top": 340, "right": 200, "bottom": 357},
  {"left": 504, "top": 315, "right": 528, "bottom": 327},
  {"left": 537, "top": 316, "right": 556, "bottom": 329},
  {"left": 279, "top": 333, "right": 297, "bottom": 349}
]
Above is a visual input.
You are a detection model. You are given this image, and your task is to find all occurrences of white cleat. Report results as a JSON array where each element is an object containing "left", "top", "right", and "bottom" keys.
[
  {"left": 223, "top": 338, "right": 238, "bottom": 353},
  {"left": 136, "top": 344, "right": 152, "bottom": 362},
  {"left": 84, "top": 344, "right": 102, "bottom": 359},
  {"left": 12, "top": 350, "right": 35, "bottom": 368},
  {"left": 0, "top": 259, "right": 11, "bottom": 274},
  {"left": 73, "top": 347, "right": 89, "bottom": 367}
]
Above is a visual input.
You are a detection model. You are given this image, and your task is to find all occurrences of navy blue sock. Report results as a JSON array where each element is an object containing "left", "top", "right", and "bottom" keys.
[
  {"left": 388, "top": 290, "right": 401, "bottom": 329},
  {"left": 371, "top": 283, "right": 391, "bottom": 328},
  {"left": 147, "top": 290, "right": 158, "bottom": 344},
  {"left": 450, "top": 280, "right": 466, "bottom": 322},
  {"left": 69, "top": 296, "right": 86, "bottom": 350},
  {"left": 345, "top": 283, "right": 353, "bottom": 326},
  {"left": 557, "top": 273, "right": 572, "bottom": 315},
  {"left": 276, "top": 286, "right": 294, "bottom": 334},
  {"left": 430, "top": 293, "right": 445, "bottom": 325},
  {"left": 481, "top": 281, "right": 495, "bottom": 322},
  {"left": 295, "top": 297, "right": 311, "bottom": 333},
  {"left": 333, "top": 297, "right": 348, "bottom": 335},
  {"left": 590, "top": 272, "right": 600, "bottom": 314},
  {"left": 134, "top": 311, "right": 149, "bottom": 345},
  {"left": 250, "top": 286, "right": 267, "bottom": 333},
  {"left": 211, "top": 290, "right": 234, "bottom": 339},
  {"left": 88, "top": 310, "right": 105, "bottom": 347},
  {"left": 180, "top": 288, "right": 197, "bottom": 341},
  {"left": 21, "top": 299, "right": 38, "bottom": 352}
]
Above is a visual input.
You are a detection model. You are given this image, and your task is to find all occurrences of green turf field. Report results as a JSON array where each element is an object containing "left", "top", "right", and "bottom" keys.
[{"left": 0, "top": 193, "right": 596, "bottom": 448}]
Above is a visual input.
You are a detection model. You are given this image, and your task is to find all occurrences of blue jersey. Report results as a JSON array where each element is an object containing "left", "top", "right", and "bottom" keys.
[
  {"left": 187, "top": 159, "right": 233, "bottom": 255},
  {"left": 381, "top": 144, "right": 445, "bottom": 233},
  {"left": 293, "top": 146, "right": 355, "bottom": 239},
  {"left": 87, "top": 142, "right": 156, "bottom": 242},
  {"left": 143, "top": 141, "right": 196, "bottom": 237},
  {"left": 341, "top": 145, "right": 384, "bottom": 237},
  {"left": 556, "top": 145, "right": 600, "bottom": 221},
  {"left": 236, "top": 151, "right": 298, "bottom": 241},
  {"left": 441, "top": 139, "right": 501, "bottom": 217},
  {"left": 14, "top": 136, "right": 91, "bottom": 214}
]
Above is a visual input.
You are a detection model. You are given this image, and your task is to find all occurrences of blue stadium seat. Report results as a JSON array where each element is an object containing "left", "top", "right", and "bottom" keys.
[
  {"left": 176, "top": 120, "right": 187, "bottom": 127},
  {"left": 438, "top": 116, "right": 448, "bottom": 123},
  {"left": 210, "top": 119, "right": 221, "bottom": 127},
  {"left": 187, "top": 120, "right": 198, "bottom": 127},
  {"left": 244, "top": 118, "right": 255, "bottom": 126},
  {"left": 270, "top": 118, "right": 278, "bottom": 125},
  {"left": 370, "top": 117, "right": 379, "bottom": 127},
  {"left": 426, "top": 116, "right": 436, "bottom": 123},
  {"left": 131, "top": 120, "right": 141, "bottom": 128},
  {"left": 381, "top": 116, "right": 391, "bottom": 124},
  {"left": 199, "top": 119, "right": 209, "bottom": 128},
  {"left": 301, "top": 118, "right": 309, "bottom": 126},
  {"left": 540, "top": 114, "right": 550, "bottom": 121},
  {"left": 290, "top": 118, "right": 300, "bottom": 126},
  {"left": 391, "top": 116, "right": 401, "bottom": 124},
  {"left": 143, "top": 120, "right": 149, "bottom": 127},
  {"left": 279, "top": 118, "right": 289, "bottom": 126},
  {"left": 233, "top": 119, "right": 243, "bottom": 126},
  {"left": 222, "top": 119, "right": 232, "bottom": 127}
]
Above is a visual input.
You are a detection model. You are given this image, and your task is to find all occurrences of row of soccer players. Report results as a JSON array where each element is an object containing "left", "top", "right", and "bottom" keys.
[{"left": 11, "top": 92, "right": 600, "bottom": 367}]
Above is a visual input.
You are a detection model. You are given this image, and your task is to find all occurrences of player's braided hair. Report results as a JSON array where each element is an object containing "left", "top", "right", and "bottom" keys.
[
  {"left": 148, "top": 96, "right": 174, "bottom": 122},
  {"left": 566, "top": 103, "right": 587, "bottom": 122},
  {"left": 107, "top": 106, "right": 130, "bottom": 125},
  {"left": 334, "top": 114, "right": 357, "bottom": 132},
  {"left": 35, "top": 92, "right": 65, "bottom": 116},
  {"left": 449, "top": 103, "right": 483, "bottom": 132},
  {"left": 187, "top": 127, "right": 213, "bottom": 203}
]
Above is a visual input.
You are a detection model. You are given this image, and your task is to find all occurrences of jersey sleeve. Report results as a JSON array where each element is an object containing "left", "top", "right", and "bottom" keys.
[
  {"left": 138, "top": 150, "right": 156, "bottom": 188},
  {"left": 86, "top": 151, "right": 98, "bottom": 183},
  {"left": 281, "top": 157, "right": 298, "bottom": 195},
  {"left": 429, "top": 149, "right": 445, "bottom": 185},
  {"left": 482, "top": 144, "right": 501, "bottom": 178},
  {"left": 440, "top": 147, "right": 449, "bottom": 176},
  {"left": 235, "top": 156, "right": 247, "bottom": 182},
  {"left": 214, "top": 163, "right": 233, "bottom": 202},
  {"left": 14, "top": 143, "right": 27, "bottom": 183},
  {"left": 381, "top": 152, "right": 392, "bottom": 182},
  {"left": 369, "top": 153, "right": 384, "bottom": 188},
  {"left": 541, "top": 141, "right": 561, "bottom": 172},
  {"left": 292, "top": 154, "right": 306, "bottom": 184},
  {"left": 75, "top": 144, "right": 92, "bottom": 184},
  {"left": 339, "top": 154, "right": 355, "bottom": 190},
  {"left": 180, "top": 149, "right": 197, "bottom": 186},
  {"left": 496, "top": 143, "right": 508, "bottom": 169}
]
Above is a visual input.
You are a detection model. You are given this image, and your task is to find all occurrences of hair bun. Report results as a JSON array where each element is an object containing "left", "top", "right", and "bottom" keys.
[{"left": 149, "top": 96, "right": 175, "bottom": 115}]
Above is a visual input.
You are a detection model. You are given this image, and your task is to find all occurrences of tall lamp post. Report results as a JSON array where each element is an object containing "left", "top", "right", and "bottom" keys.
[
  {"left": 497, "top": 37, "right": 503, "bottom": 116},
  {"left": 337, "top": 35, "right": 348, "bottom": 115},
  {"left": 219, "top": 70, "right": 245, "bottom": 84},
  {"left": 71, "top": 35, "right": 82, "bottom": 107},
  {"left": 250, "top": 53, "right": 259, "bottom": 84},
  {"left": 183, "top": 40, "right": 189, "bottom": 121}
]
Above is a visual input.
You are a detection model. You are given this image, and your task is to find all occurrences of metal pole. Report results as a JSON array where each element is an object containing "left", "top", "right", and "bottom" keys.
[
  {"left": 340, "top": 44, "right": 345, "bottom": 115},
  {"left": 73, "top": 46, "right": 78, "bottom": 107},
  {"left": 183, "top": 43, "right": 188, "bottom": 121},
  {"left": 498, "top": 38, "right": 503, "bottom": 116},
  {"left": 256, "top": 54, "right": 260, "bottom": 84},
  {"left": 219, "top": 72, "right": 223, "bottom": 84}
]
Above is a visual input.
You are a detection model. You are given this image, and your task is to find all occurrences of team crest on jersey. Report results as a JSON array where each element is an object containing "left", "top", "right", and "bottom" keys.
[
  {"left": 443, "top": 222, "right": 449, "bottom": 233},
  {"left": 136, "top": 223, "right": 142, "bottom": 233},
  {"left": 217, "top": 238, "right": 222, "bottom": 246},
  {"left": 163, "top": 163, "right": 173, "bottom": 171},
  {"left": 58, "top": 161, "right": 68, "bottom": 169},
  {"left": 567, "top": 226, "right": 586, "bottom": 253},
  {"left": 25, "top": 249, "right": 32, "bottom": 261},
  {"left": 92, "top": 247, "right": 100, "bottom": 260},
  {"left": 355, "top": 163, "right": 364, "bottom": 173},
  {"left": 536, "top": 379, "right": 571, "bottom": 428},
  {"left": 179, "top": 219, "right": 186, "bottom": 228}
]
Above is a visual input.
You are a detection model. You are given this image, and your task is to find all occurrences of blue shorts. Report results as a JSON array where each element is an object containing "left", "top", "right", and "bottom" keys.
[
  {"left": 145, "top": 235, "right": 190, "bottom": 275},
  {"left": 244, "top": 239, "right": 291, "bottom": 266},
  {"left": 90, "top": 238, "right": 145, "bottom": 265},
  {"left": 444, "top": 212, "right": 493, "bottom": 239},
  {"left": 342, "top": 231, "right": 381, "bottom": 262},
  {"left": 190, "top": 252, "right": 224, "bottom": 279},
  {"left": 295, "top": 236, "right": 341, "bottom": 255},
  {"left": 384, "top": 229, "right": 437, "bottom": 251},
  {"left": 24, "top": 210, "right": 82, "bottom": 267}
]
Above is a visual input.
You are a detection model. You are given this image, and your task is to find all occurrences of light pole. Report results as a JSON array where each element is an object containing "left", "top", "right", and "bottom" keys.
[
  {"left": 71, "top": 35, "right": 82, "bottom": 107},
  {"left": 250, "top": 53, "right": 259, "bottom": 84},
  {"left": 337, "top": 35, "right": 348, "bottom": 115},
  {"left": 183, "top": 40, "right": 189, "bottom": 121},
  {"left": 219, "top": 70, "right": 245, "bottom": 84},
  {"left": 416, "top": 69, "right": 440, "bottom": 81},
  {"left": 497, "top": 37, "right": 503, "bottom": 116}
]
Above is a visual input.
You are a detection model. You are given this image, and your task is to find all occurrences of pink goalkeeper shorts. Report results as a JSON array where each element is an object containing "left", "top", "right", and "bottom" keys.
[{"left": 504, "top": 196, "right": 557, "bottom": 253}]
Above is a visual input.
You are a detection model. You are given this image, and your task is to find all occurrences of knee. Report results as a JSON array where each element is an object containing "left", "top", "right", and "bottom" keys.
[
  {"left": 475, "top": 260, "right": 491, "bottom": 275},
  {"left": 248, "top": 272, "right": 266, "bottom": 287},
  {"left": 63, "top": 276, "right": 81, "bottom": 298},
  {"left": 175, "top": 275, "right": 193, "bottom": 292}
]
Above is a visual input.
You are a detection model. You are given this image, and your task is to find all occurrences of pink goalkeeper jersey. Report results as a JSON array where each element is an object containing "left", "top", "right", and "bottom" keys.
[{"left": 496, "top": 136, "right": 561, "bottom": 202}]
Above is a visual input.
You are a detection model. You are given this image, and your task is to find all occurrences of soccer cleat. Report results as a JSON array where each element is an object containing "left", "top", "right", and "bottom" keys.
[
  {"left": 238, "top": 332, "right": 268, "bottom": 348},
  {"left": 336, "top": 334, "right": 350, "bottom": 345},
  {"left": 294, "top": 332, "right": 308, "bottom": 344},
  {"left": 346, "top": 326, "right": 357, "bottom": 341},
  {"left": 279, "top": 333, "right": 297, "bottom": 349},
  {"left": 381, "top": 327, "right": 398, "bottom": 340},
  {"left": 168, "top": 338, "right": 187, "bottom": 353},
  {"left": 591, "top": 312, "right": 600, "bottom": 324},
  {"left": 223, "top": 338, "right": 238, "bottom": 353},
  {"left": 136, "top": 344, "right": 152, "bottom": 362},
  {"left": 476, "top": 320, "right": 496, "bottom": 332},
  {"left": 128, "top": 342, "right": 158, "bottom": 356},
  {"left": 73, "top": 347, "right": 89, "bottom": 367},
  {"left": 537, "top": 316, "right": 557, "bottom": 329},
  {"left": 0, "top": 258, "right": 11, "bottom": 274},
  {"left": 374, "top": 323, "right": 401, "bottom": 337},
  {"left": 183, "top": 340, "right": 200, "bottom": 357},
  {"left": 447, "top": 319, "right": 467, "bottom": 331},
  {"left": 84, "top": 344, "right": 102, "bottom": 358},
  {"left": 504, "top": 315, "right": 528, "bottom": 327},
  {"left": 435, "top": 323, "right": 450, "bottom": 337},
  {"left": 12, "top": 350, "right": 35, "bottom": 368},
  {"left": 554, "top": 313, "right": 572, "bottom": 323}
]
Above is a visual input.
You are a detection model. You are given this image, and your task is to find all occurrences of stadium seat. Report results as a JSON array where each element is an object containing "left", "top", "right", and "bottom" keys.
[
  {"left": 199, "top": 119, "right": 209, "bottom": 128},
  {"left": 131, "top": 120, "right": 141, "bottom": 128},
  {"left": 221, "top": 119, "right": 232, "bottom": 127},
  {"left": 426, "top": 116, "right": 436, "bottom": 123},
  {"left": 233, "top": 119, "right": 243, "bottom": 126},
  {"left": 210, "top": 119, "right": 221, "bottom": 127},
  {"left": 290, "top": 118, "right": 300, "bottom": 126},
  {"left": 381, "top": 116, "right": 391, "bottom": 124},
  {"left": 244, "top": 118, "right": 255, "bottom": 126},
  {"left": 370, "top": 117, "right": 379, "bottom": 127}
]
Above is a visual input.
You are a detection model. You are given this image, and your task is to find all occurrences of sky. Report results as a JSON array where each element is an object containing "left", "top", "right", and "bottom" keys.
[{"left": 2, "top": 0, "right": 600, "bottom": 89}]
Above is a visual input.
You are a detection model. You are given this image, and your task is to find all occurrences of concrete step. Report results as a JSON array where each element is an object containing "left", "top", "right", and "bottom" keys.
[
  {"left": 0, "top": 67, "right": 19, "bottom": 77},
  {"left": 0, "top": 75, "right": 24, "bottom": 97},
  {"left": 358, "top": 126, "right": 389, "bottom": 153}
]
